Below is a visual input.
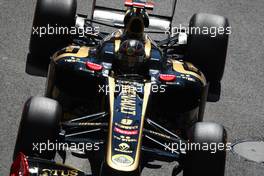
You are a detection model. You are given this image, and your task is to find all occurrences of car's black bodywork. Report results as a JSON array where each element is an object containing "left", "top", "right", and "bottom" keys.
[{"left": 11, "top": 0, "right": 229, "bottom": 176}]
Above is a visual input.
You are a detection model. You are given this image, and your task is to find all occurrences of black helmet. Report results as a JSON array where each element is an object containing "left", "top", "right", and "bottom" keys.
[
  {"left": 124, "top": 8, "right": 149, "bottom": 39},
  {"left": 115, "top": 39, "right": 146, "bottom": 74}
]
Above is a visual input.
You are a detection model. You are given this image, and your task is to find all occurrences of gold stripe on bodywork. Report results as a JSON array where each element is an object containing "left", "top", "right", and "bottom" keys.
[
  {"left": 106, "top": 77, "right": 152, "bottom": 171},
  {"left": 133, "top": 82, "right": 151, "bottom": 168},
  {"left": 144, "top": 38, "right": 152, "bottom": 59},
  {"left": 106, "top": 76, "right": 116, "bottom": 170},
  {"left": 53, "top": 46, "right": 90, "bottom": 61},
  {"left": 114, "top": 30, "right": 122, "bottom": 53},
  {"left": 115, "top": 40, "right": 121, "bottom": 53},
  {"left": 65, "top": 46, "right": 75, "bottom": 53},
  {"left": 171, "top": 60, "right": 206, "bottom": 85}
]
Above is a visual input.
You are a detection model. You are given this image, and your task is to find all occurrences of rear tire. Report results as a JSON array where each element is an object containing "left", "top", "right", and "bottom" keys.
[
  {"left": 27, "top": 0, "right": 77, "bottom": 75},
  {"left": 186, "top": 13, "right": 230, "bottom": 101},
  {"left": 183, "top": 122, "right": 227, "bottom": 176},
  {"left": 13, "top": 97, "right": 62, "bottom": 160}
]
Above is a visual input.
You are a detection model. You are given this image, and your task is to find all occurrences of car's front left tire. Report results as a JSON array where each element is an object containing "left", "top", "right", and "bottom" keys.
[
  {"left": 13, "top": 97, "right": 62, "bottom": 160},
  {"left": 186, "top": 13, "right": 230, "bottom": 102}
]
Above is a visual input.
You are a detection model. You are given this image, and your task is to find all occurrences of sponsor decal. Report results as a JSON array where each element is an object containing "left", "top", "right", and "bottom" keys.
[
  {"left": 114, "top": 142, "right": 133, "bottom": 154},
  {"left": 40, "top": 169, "right": 79, "bottom": 176},
  {"left": 114, "top": 127, "right": 138, "bottom": 135},
  {"left": 64, "top": 57, "right": 81, "bottom": 63},
  {"left": 114, "top": 135, "right": 137, "bottom": 142},
  {"left": 119, "top": 143, "right": 130, "bottom": 151},
  {"left": 115, "top": 122, "right": 138, "bottom": 130},
  {"left": 112, "top": 154, "right": 134, "bottom": 167},
  {"left": 121, "top": 118, "right": 133, "bottom": 125},
  {"left": 120, "top": 85, "right": 137, "bottom": 116}
]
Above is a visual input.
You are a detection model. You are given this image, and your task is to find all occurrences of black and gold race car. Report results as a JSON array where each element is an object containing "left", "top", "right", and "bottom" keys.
[{"left": 10, "top": 0, "right": 230, "bottom": 176}]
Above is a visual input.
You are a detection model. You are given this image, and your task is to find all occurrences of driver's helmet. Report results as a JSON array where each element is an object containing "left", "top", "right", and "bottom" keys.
[
  {"left": 123, "top": 8, "right": 149, "bottom": 39},
  {"left": 115, "top": 39, "right": 146, "bottom": 74}
]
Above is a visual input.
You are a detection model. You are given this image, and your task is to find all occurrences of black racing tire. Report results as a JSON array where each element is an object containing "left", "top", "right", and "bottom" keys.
[
  {"left": 13, "top": 97, "right": 62, "bottom": 161},
  {"left": 183, "top": 122, "right": 227, "bottom": 176},
  {"left": 27, "top": 0, "right": 77, "bottom": 73},
  {"left": 186, "top": 13, "right": 230, "bottom": 101}
]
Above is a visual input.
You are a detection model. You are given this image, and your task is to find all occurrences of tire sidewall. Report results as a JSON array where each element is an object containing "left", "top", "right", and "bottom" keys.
[
  {"left": 183, "top": 122, "right": 227, "bottom": 176},
  {"left": 13, "top": 97, "right": 61, "bottom": 160}
]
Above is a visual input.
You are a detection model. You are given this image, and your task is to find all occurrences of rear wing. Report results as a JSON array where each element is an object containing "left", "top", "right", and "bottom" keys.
[
  {"left": 124, "top": 0, "right": 155, "bottom": 10},
  {"left": 90, "top": 0, "right": 177, "bottom": 32}
]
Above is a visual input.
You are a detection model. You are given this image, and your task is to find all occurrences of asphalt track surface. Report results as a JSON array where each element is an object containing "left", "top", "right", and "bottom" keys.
[{"left": 0, "top": 0, "right": 264, "bottom": 175}]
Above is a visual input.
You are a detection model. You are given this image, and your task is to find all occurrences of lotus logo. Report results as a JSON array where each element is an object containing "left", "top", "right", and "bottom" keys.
[
  {"left": 119, "top": 143, "right": 130, "bottom": 151},
  {"left": 112, "top": 154, "right": 134, "bottom": 166}
]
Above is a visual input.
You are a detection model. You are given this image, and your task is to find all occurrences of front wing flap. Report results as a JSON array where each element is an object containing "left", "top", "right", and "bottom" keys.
[{"left": 26, "top": 156, "right": 86, "bottom": 176}]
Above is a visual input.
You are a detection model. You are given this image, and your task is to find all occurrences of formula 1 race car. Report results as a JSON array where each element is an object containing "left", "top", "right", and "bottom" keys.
[{"left": 11, "top": 0, "right": 230, "bottom": 176}]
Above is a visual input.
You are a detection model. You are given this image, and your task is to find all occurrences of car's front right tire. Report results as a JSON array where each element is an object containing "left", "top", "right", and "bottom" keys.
[
  {"left": 183, "top": 122, "right": 227, "bottom": 176},
  {"left": 27, "top": 0, "right": 77, "bottom": 76}
]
